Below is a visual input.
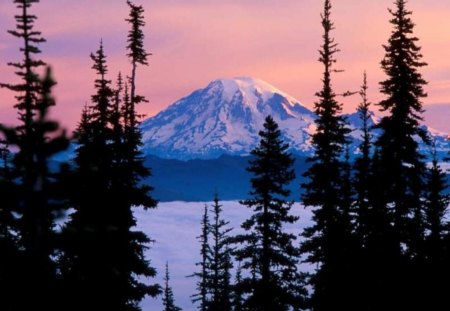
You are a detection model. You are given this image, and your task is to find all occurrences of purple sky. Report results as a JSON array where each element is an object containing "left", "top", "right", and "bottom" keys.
[{"left": 0, "top": 0, "right": 449, "bottom": 132}]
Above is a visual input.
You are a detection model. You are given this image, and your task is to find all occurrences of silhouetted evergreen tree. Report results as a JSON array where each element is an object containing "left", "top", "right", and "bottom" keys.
[
  {"left": 232, "top": 262, "right": 244, "bottom": 311},
  {"left": 0, "top": 138, "right": 18, "bottom": 311},
  {"left": 424, "top": 145, "right": 449, "bottom": 310},
  {"left": 126, "top": 0, "right": 150, "bottom": 129},
  {"left": 62, "top": 41, "right": 116, "bottom": 310},
  {"left": 121, "top": 1, "right": 160, "bottom": 306},
  {"left": 191, "top": 204, "right": 212, "bottom": 311},
  {"left": 300, "top": 1, "right": 355, "bottom": 310},
  {"left": 209, "top": 194, "right": 233, "bottom": 311},
  {"left": 163, "top": 262, "right": 182, "bottom": 311},
  {"left": 234, "top": 116, "right": 306, "bottom": 311},
  {"left": 354, "top": 72, "right": 372, "bottom": 245},
  {"left": 0, "top": 1, "right": 69, "bottom": 309},
  {"left": 372, "top": 0, "right": 429, "bottom": 308},
  {"left": 64, "top": 38, "right": 159, "bottom": 310}
]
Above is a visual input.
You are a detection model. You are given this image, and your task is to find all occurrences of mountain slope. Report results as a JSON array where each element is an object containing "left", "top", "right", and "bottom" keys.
[
  {"left": 141, "top": 77, "right": 448, "bottom": 161},
  {"left": 141, "top": 77, "right": 316, "bottom": 160}
]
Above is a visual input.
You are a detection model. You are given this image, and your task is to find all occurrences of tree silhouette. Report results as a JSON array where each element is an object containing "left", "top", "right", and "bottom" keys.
[
  {"left": 0, "top": 1, "right": 69, "bottom": 310},
  {"left": 190, "top": 204, "right": 212, "bottom": 311},
  {"left": 163, "top": 262, "right": 182, "bottom": 311},
  {"left": 235, "top": 116, "right": 306, "bottom": 311},
  {"left": 300, "top": 1, "right": 355, "bottom": 310},
  {"left": 209, "top": 194, "right": 233, "bottom": 311},
  {"left": 372, "top": 0, "right": 429, "bottom": 308}
]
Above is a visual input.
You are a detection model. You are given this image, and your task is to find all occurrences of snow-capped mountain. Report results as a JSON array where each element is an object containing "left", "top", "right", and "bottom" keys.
[
  {"left": 141, "top": 77, "right": 317, "bottom": 160},
  {"left": 141, "top": 77, "right": 448, "bottom": 160}
]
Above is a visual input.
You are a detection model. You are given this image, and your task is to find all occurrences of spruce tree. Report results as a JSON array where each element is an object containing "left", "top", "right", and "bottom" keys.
[
  {"left": 354, "top": 72, "right": 372, "bottom": 245},
  {"left": 163, "top": 262, "right": 182, "bottom": 311},
  {"left": 372, "top": 0, "right": 429, "bottom": 308},
  {"left": 191, "top": 204, "right": 212, "bottom": 311},
  {"left": 122, "top": 1, "right": 160, "bottom": 306},
  {"left": 64, "top": 39, "right": 159, "bottom": 310},
  {"left": 352, "top": 72, "right": 378, "bottom": 309},
  {"left": 62, "top": 41, "right": 116, "bottom": 310},
  {"left": 209, "top": 194, "right": 233, "bottom": 311},
  {"left": 0, "top": 1, "right": 69, "bottom": 309},
  {"left": 234, "top": 115, "right": 306, "bottom": 311},
  {"left": 126, "top": 0, "right": 150, "bottom": 129},
  {"left": 424, "top": 145, "right": 449, "bottom": 310},
  {"left": 0, "top": 139, "right": 18, "bottom": 311},
  {"left": 232, "top": 262, "right": 244, "bottom": 311},
  {"left": 300, "top": 1, "right": 355, "bottom": 310}
]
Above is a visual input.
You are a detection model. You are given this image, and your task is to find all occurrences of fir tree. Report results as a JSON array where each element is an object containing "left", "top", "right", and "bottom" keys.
[
  {"left": 0, "top": 138, "right": 18, "bottom": 311},
  {"left": 234, "top": 116, "right": 306, "bottom": 311},
  {"left": 424, "top": 144, "right": 449, "bottom": 310},
  {"left": 209, "top": 194, "right": 233, "bottom": 311},
  {"left": 300, "top": 1, "right": 355, "bottom": 310},
  {"left": 126, "top": 0, "right": 150, "bottom": 128},
  {"left": 163, "top": 262, "right": 182, "bottom": 311},
  {"left": 191, "top": 204, "right": 212, "bottom": 311},
  {"left": 64, "top": 40, "right": 159, "bottom": 310},
  {"left": 0, "top": 1, "right": 69, "bottom": 309},
  {"left": 372, "top": 0, "right": 429, "bottom": 308},
  {"left": 354, "top": 72, "right": 373, "bottom": 245},
  {"left": 122, "top": 1, "right": 160, "bottom": 306},
  {"left": 232, "top": 262, "right": 244, "bottom": 311}
]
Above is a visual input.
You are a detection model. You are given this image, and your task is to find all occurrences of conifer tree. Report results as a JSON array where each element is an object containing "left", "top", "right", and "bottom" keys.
[
  {"left": 126, "top": 0, "right": 150, "bottom": 129},
  {"left": 232, "top": 262, "right": 244, "bottom": 311},
  {"left": 63, "top": 42, "right": 121, "bottom": 310},
  {"left": 372, "top": 0, "right": 429, "bottom": 308},
  {"left": 235, "top": 115, "right": 306, "bottom": 311},
  {"left": 122, "top": 1, "right": 160, "bottom": 306},
  {"left": 300, "top": 1, "right": 355, "bottom": 310},
  {"left": 354, "top": 72, "right": 372, "bottom": 245},
  {"left": 191, "top": 204, "right": 212, "bottom": 311},
  {"left": 424, "top": 145, "right": 449, "bottom": 310},
  {"left": 0, "top": 139, "right": 18, "bottom": 311},
  {"left": 209, "top": 194, "right": 233, "bottom": 311},
  {"left": 163, "top": 262, "right": 182, "bottom": 311},
  {"left": 0, "top": 1, "right": 69, "bottom": 309},
  {"left": 65, "top": 39, "right": 159, "bottom": 310}
]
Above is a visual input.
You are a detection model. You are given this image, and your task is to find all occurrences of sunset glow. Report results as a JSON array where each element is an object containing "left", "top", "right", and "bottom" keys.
[{"left": 0, "top": 0, "right": 449, "bottom": 131}]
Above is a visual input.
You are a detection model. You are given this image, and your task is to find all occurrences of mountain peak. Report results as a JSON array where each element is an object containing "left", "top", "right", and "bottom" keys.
[
  {"left": 141, "top": 77, "right": 315, "bottom": 160},
  {"left": 210, "top": 77, "right": 302, "bottom": 108},
  {"left": 140, "top": 77, "right": 448, "bottom": 161}
]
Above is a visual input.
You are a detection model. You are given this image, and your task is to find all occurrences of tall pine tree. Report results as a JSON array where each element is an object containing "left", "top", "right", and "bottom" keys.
[
  {"left": 424, "top": 144, "right": 449, "bottom": 310},
  {"left": 191, "top": 204, "right": 212, "bottom": 311},
  {"left": 0, "top": 1, "right": 69, "bottom": 309},
  {"left": 300, "top": 1, "right": 357, "bottom": 310},
  {"left": 209, "top": 194, "right": 233, "bottom": 311},
  {"left": 235, "top": 115, "right": 306, "bottom": 311},
  {"left": 372, "top": 0, "right": 429, "bottom": 308},
  {"left": 354, "top": 72, "right": 373, "bottom": 245}
]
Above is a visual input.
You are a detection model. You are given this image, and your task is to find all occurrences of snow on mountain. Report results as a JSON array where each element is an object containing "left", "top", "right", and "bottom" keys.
[
  {"left": 140, "top": 77, "right": 449, "bottom": 160},
  {"left": 141, "top": 77, "right": 317, "bottom": 160}
]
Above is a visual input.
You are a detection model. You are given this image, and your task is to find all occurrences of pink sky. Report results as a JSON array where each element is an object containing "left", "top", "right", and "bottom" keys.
[{"left": 0, "top": 0, "right": 449, "bottom": 132}]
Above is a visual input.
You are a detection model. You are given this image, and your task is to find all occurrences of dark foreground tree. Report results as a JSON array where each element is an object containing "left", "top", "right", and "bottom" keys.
[
  {"left": 235, "top": 116, "right": 306, "bottom": 311},
  {"left": 0, "top": 1, "right": 69, "bottom": 310},
  {"left": 424, "top": 145, "right": 449, "bottom": 310},
  {"left": 163, "top": 262, "right": 182, "bottom": 311},
  {"left": 300, "top": 1, "right": 356, "bottom": 310},
  {"left": 371, "top": 0, "right": 429, "bottom": 309},
  {"left": 63, "top": 40, "right": 158, "bottom": 310},
  {"left": 354, "top": 72, "right": 373, "bottom": 245}
]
